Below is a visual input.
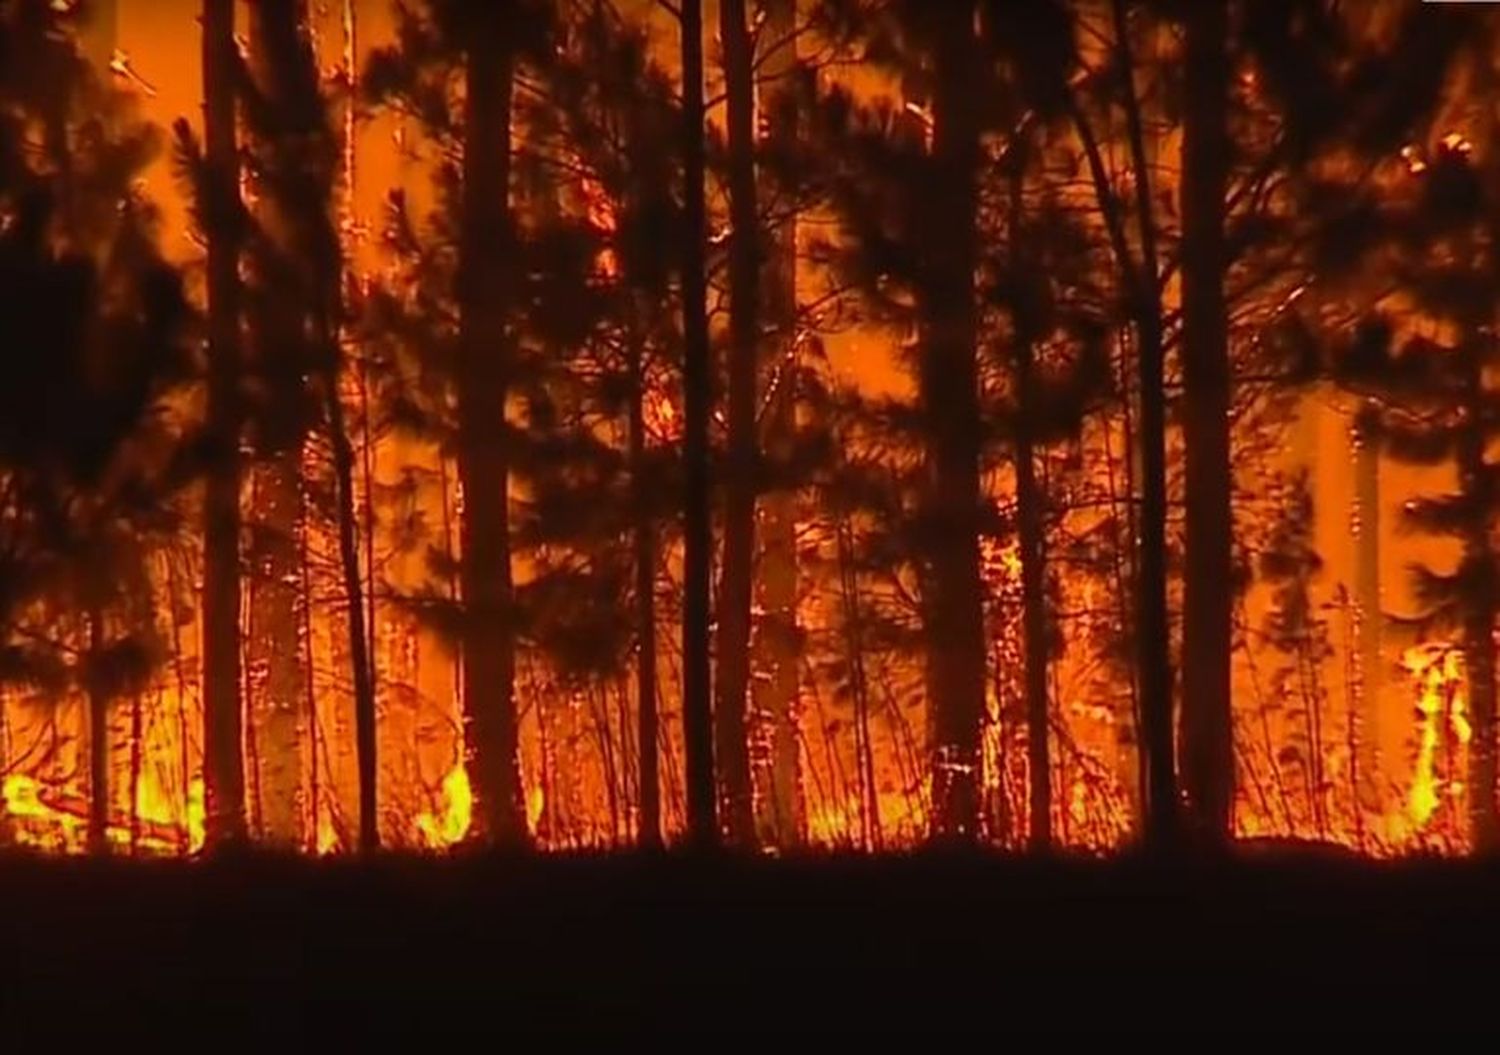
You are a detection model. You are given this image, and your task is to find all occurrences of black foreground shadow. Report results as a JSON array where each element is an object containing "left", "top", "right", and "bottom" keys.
[{"left": 1, "top": 844, "right": 1494, "bottom": 1036}]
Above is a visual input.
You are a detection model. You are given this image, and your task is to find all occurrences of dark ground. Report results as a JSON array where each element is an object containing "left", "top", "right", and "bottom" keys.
[{"left": 1, "top": 844, "right": 1495, "bottom": 1036}]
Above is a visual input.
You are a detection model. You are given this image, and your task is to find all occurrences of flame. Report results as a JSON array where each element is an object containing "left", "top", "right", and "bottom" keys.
[
  {"left": 134, "top": 773, "right": 205, "bottom": 853},
  {"left": 1399, "top": 645, "right": 1468, "bottom": 834},
  {"left": 415, "top": 763, "right": 473, "bottom": 849},
  {"left": 526, "top": 784, "right": 545, "bottom": 832}
]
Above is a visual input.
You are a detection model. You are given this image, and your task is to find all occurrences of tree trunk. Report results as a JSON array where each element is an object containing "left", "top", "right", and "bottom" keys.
[
  {"left": 324, "top": 365, "right": 379, "bottom": 852},
  {"left": 1008, "top": 155, "right": 1052, "bottom": 852},
  {"left": 1353, "top": 405, "right": 1383, "bottom": 808},
  {"left": 629, "top": 339, "right": 661, "bottom": 850},
  {"left": 714, "top": 0, "right": 760, "bottom": 849},
  {"left": 1465, "top": 584, "right": 1498, "bottom": 853},
  {"left": 754, "top": 0, "right": 804, "bottom": 851},
  {"left": 1112, "top": 0, "right": 1179, "bottom": 847},
  {"left": 1179, "top": 0, "right": 1234, "bottom": 843},
  {"left": 246, "top": 454, "right": 304, "bottom": 847},
  {"left": 924, "top": 2, "right": 986, "bottom": 844},
  {"left": 245, "top": 0, "right": 328, "bottom": 851},
  {"left": 458, "top": 9, "right": 527, "bottom": 849},
  {"left": 129, "top": 692, "right": 143, "bottom": 856},
  {"left": 679, "top": 0, "right": 718, "bottom": 849},
  {"left": 87, "top": 607, "right": 109, "bottom": 855},
  {"left": 1461, "top": 368, "right": 1498, "bottom": 852},
  {"left": 200, "top": 0, "right": 247, "bottom": 850}
]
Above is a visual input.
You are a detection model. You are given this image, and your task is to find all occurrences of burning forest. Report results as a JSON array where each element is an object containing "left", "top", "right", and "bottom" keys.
[{"left": 4, "top": 0, "right": 1500, "bottom": 1033}]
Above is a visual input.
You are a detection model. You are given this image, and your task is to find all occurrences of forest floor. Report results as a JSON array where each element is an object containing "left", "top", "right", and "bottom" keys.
[{"left": 0, "top": 844, "right": 1493, "bottom": 1036}]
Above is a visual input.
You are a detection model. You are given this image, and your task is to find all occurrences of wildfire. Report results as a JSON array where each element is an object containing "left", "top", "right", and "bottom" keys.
[
  {"left": 415, "top": 763, "right": 473, "bottom": 850},
  {"left": 1399, "top": 644, "right": 1469, "bottom": 837},
  {"left": 1, "top": 772, "right": 203, "bottom": 854}
]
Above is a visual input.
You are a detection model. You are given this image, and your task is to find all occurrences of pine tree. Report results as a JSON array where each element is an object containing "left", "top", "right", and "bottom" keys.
[
  {"left": 0, "top": 0, "right": 192, "bottom": 853},
  {"left": 1337, "top": 131, "right": 1500, "bottom": 850},
  {"left": 198, "top": 0, "right": 249, "bottom": 850},
  {"left": 679, "top": 0, "right": 718, "bottom": 849},
  {"left": 241, "top": 0, "right": 377, "bottom": 850},
  {"left": 714, "top": 0, "right": 762, "bottom": 850}
]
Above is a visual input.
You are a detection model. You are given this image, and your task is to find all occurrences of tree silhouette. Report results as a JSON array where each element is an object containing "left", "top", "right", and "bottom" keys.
[
  {"left": 0, "top": 0, "right": 192, "bottom": 853},
  {"left": 678, "top": 0, "right": 717, "bottom": 849},
  {"left": 196, "top": 0, "right": 248, "bottom": 851}
]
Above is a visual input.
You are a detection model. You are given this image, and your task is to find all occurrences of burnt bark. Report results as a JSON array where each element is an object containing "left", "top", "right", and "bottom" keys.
[
  {"left": 1180, "top": 0, "right": 1234, "bottom": 842},
  {"left": 754, "top": 0, "right": 804, "bottom": 851},
  {"left": 1008, "top": 156, "right": 1052, "bottom": 852},
  {"left": 630, "top": 338, "right": 661, "bottom": 850},
  {"left": 458, "top": 9, "right": 527, "bottom": 849},
  {"left": 924, "top": 2, "right": 986, "bottom": 844},
  {"left": 680, "top": 0, "right": 718, "bottom": 849},
  {"left": 200, "top": 0, "right": 248, "bottom": 850},
  {"left": 1112, "top": 0, "right": 1178, "bottom": 847},
  {"left": 714, "top": 0, "right": 760, "bottom": 849}
]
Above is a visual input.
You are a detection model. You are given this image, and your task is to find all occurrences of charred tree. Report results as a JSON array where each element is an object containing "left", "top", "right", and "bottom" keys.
[
  {"left": 244, "top": 0, "right": 312, "bottom": 849},
  {"left": 714, "top": 0, "right": 760, "bottom": 849},
  {"left": 457, "top": 6, "right": 527, "bottom": 849},
  {"left": 923, "top": 1, "right": 987, "bottom": 844},
  {"left": 629, "top": 336, "right": 661, "bottom": 849},
  {"left": 1109, "top": 0, "right": 1178, "bottom": 848},
  {"left": 199, "top": 0, "right": 248, "bottom": 850},
  {"left": 679, "top": 0, "right": 718, "bottom": 849},
  {"left": 754, "top": 0, "right": 804, "bottom": 849},
  {"left": 1179, "top": 0, "right": 1234, "bottom": 843},
  {"left": 1006, "top": 150, "right": 1052, "bottom": 852},
  {"left": 245, "top": 0, "right": 377, "bottom": 850}
]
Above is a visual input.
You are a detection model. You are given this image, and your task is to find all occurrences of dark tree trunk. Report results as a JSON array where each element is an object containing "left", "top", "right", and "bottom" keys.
[
  {"left": 1353, "top": 406, "right": 1383, "bottom": 809},
  {"left": 248, "top": 0, "right": 362, "bottom": 849},
  {"left": 325, "top": 361, "right": 379, "bottom": 852},
  {"left": 245, "top": 454, "right": 304, "bottom": 847},
  {"left": 924, "top": 2, "right": 986, "bottom": 844},
  {"left": 714, "top": 0, "right": 760, "bottom": 849},
  {"left": 679, "top": 0, "right": 718, "bottom": 849},
  {"left": 87, "top": 608, "right": 109, "bottom": 855},
  {"left": 754, "top": 0, "right": 804, "bottom": 851},
  {"left": 1461, "top": 369, "right": 1498, "bottom": 852},
  {"left": 1180, "top": 0, "right": 1234, "bottom": 844},
  {"left": 129, "top": 692, "right": 143, "bottom": 855},
  {"left": 1008, "top": 155, "right": 1052, "bottom": 852},
  {"left": 629, "top": 339, "right": 661, "bottom": 850},
  {"left": 200, "top": 0, "right": 247, "bottom": 850},
  {"left": 458, "top": 8, "right": 527, "bottom": 849},
  {"left": 1112, "top": 0, "right": 1178, "bottom": 847}
]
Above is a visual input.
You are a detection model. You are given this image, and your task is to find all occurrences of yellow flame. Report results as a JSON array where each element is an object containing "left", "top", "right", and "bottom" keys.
[
  {"left": 415, "top": 763, "right": 473, "bottom": 849},
  {"left": 1400, "top": 646, "right": 1467, "bottom": 832},
  {"left": 526, "top": 784, "right": 545, "bottom": 832}
]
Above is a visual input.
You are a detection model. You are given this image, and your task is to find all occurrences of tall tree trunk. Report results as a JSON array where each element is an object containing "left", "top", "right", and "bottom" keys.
[
  {"left": 924, "top": 2, "right": 986, "bottom": 844},
  {"left": 1461, "top": 370, "right": 1498, "bottom": 852},
  {"left": 679, "top": 0, "right": 718, "bottom": 849},
  {"left": 129, "top": 692, "right": 143, "bottom": 856},
  {"left": 1112, "top": 0, "right": 1178, "bottom": 847},
  {"left": 714, "top": 0, "right": 760, "bottom": 849},
  {"left": 1465, "top": 581, "right": 1498, "bottom": 853},
  {"left": 246, "top": 456, "right": 304, "bottom": 847},
  {"left": 1008, "top": 154, "right": 1052, "bottom": 852},
  {"left": 1179, "top": 0, "right": 1234, "bottom": 843},
  {"left": 458, "top": 9, "right": 527, "bottom": 849},
  {"left": 629, "top": 338, "right": 661, "bottom": 850},
  {"left": 244, "top": 0, "right": 319, "bottom": 850},
  {"left": 324, "top": 358, "right": 378, "bottom": 852},
  {"left": 200, "top": 0, "right": 247, "bottom": 850},
  {"left": 87, "top": 607, "right": 109, "bottom": 855},
  {"left": 754, "top": 0, "right": 804, "bottom": 851},
  {"left": 1353, "top": 405, "right": 1383, "bottom": 808}
]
